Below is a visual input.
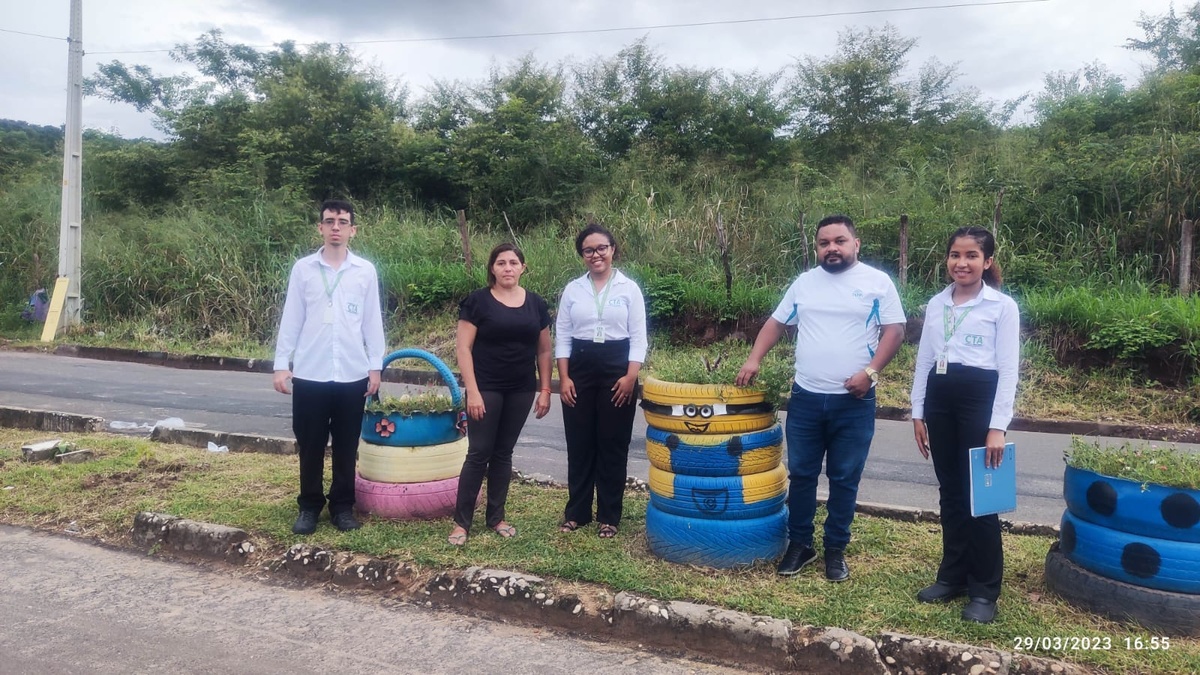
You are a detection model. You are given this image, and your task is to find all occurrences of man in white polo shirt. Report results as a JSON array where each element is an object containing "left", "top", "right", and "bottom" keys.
[
  {"left": 736, "top": 214, "right": 905, "bottom": 582},
  {"left": 273, "top": 199, "right": 385, "bottom": 535}
]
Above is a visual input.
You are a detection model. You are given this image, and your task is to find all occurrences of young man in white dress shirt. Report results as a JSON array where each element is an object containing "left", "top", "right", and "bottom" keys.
[
  {"left": 273, "top": 200, "right": 385, "bottom": 534},
  {"left": 736, "top": 215, "right": 905, "bottom": 582}
]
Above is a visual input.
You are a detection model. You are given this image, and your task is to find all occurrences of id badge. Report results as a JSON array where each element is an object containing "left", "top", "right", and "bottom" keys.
[
  {"left": 935, "top": 354, "right": 948, "bottom": 375},
  {"left": 323, "top": 306, "right": 335, "bottom": 324},
  {"left": 593, "top": 325, "right": 606, "bottom": 343}
]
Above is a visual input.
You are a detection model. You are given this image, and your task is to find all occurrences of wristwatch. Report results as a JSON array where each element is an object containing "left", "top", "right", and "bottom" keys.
[{"left": 864, "top": 367, "right": 879, "bottom": 385}]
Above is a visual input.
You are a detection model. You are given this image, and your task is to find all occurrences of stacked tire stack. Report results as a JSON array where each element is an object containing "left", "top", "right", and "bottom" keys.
[
  {"left": 1045, "top": 465, "right": 1200, "bottom": 635},
  {"left": 639, "top": 377, "right": 787, "bottom": 568},
  {"left": 355, "top": 349, "right": 471, "bottom": 520}
]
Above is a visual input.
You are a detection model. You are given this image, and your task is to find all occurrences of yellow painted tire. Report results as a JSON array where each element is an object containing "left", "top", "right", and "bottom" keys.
[
  {"left": 643, "top": 409, "right": 776, "bottom": 435},
  {"left": 641, "top": 377, "right": 765, "bottom": 406},
  {"left": 357, "top": 437, "right": 468, "bottom": 483},
  {"left": 648, "top": 463, "right": 787, "bottom": 520}
]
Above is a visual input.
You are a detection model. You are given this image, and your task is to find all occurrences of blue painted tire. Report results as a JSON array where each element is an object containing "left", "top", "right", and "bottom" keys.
[
  {"left": 645, "top": 503, "right": 787, "bottom": 569},
  {"left": 1059, "top": 510, "right": 1200, "bottom": 594},
  {"left": 1064, "top": 466, "right": 1200, "bottom": 543},
  {"left": 648, "top": 463, "right": 787, "bottom": 520},
  {"left": 645, "top": 425, "right": 783, "bottom": 476},
  {"left": 361, "top": 348, "right": 464, "bottom": 446}
]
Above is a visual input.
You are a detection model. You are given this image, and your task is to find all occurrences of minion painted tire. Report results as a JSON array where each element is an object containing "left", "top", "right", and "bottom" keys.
[
  {"left": 355, "top": 473, "right": 475, "bottom": 520},
  {"left": 645, "top": 503, "right": 787, "bottom": 569},
  {"left": 1059, "top": 510, "right": 1200, "bottom": 594},
  {"left": 357, "top": 437, "right": 468, "bottom": 484},
  {"left": 1045, "top": 545, "right": 1200, "bottom": 636},
  {"left": 648, "top": 464, "right": 787, "bottom": 520},
  {"left": 645, "top": 424, "right": 783, "bottom": 476},
  {"left": 1064, "top": 466, "right": 1200, "bottom": 543},
  {"left": 642, "top": 409, "right": 775, "bottom": 435},
  {"left": 641, "top": 377, "right": 766, "bottom": 406}
]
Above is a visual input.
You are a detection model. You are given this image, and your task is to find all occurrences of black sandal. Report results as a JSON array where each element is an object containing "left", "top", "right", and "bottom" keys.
[
  {"left": 598, "top": 523, "right": 618, "bottom": 538},
  {"left": 559, "top": 520, "right": 580, "bottom": 533}
]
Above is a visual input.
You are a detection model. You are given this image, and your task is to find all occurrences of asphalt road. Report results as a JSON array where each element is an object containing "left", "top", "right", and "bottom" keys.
[
  {"left": 2, "top": 350, "right": 1196, "bottom": 527},
  {"left": 0, "top": 525, "right": 742, "bottom": 675}
]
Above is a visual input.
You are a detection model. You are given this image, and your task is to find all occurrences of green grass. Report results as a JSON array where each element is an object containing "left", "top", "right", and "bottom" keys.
[
  {"left": 2, "top": 429, "right": 1199, "bottom": 673},
  {"left": 1066, "top": 437, "right": 1200, "bottom": 491}
]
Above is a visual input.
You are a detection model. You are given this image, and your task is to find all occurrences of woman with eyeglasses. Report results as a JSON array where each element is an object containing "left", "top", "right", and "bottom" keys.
[{"left": 554, "top": 223, "right": 647, "bottom": 539}]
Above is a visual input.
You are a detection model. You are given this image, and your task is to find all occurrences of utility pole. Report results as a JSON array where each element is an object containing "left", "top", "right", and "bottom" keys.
[{"left": 58, "top": 0, "right": 84, "bottom": 327}]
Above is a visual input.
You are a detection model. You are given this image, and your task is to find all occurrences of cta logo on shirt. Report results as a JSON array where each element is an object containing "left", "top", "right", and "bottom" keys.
[{"left": 964, "top": 334, "right": 984, "bottom": 346}]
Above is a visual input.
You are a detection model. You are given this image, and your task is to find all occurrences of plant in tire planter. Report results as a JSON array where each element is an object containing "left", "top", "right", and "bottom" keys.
[
  {"left": 1045, "top": 437, "right": 1200, "bottom": 636},
  {"left": 361, "top": 349, "right": 465, "bottom": 446}
]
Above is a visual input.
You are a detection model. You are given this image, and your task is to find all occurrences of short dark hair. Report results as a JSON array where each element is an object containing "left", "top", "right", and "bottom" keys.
[
  {"left": 816, "top": 214, "right": 856, "bottom": 238},
  {"left": 947, "top": 226, "right": 1003, "bottom": 288},
  {"left": 320, "top": 199, "right": 355, "bottom": 224},
  {"left": 486, "top": 242, "right": 526, "bottom": 287},
  {"left": 574, "top": 222, "right": 618, "bottom": 258}
]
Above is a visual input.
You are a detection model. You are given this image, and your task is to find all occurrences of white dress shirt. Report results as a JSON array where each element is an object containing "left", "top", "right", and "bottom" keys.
[
  {"left": 273, "top": 248, "right": 386, "bottom": 382},
  {"left": 910, "top": 283, "right": 1021, "bottom": 430},
  {"left": 554, "top": 269, "right": 648, "bottom": 363}
]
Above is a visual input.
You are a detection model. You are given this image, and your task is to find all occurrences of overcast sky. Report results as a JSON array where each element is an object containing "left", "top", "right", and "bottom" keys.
[{"left": 0, "top": 0, "right": 1179, "bottom": 139}]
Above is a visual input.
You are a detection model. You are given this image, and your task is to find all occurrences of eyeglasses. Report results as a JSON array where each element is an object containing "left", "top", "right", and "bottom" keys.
[
  {"left": 321, "top": 218, "right": 352, "bottom": 228},
  {"left": 581, "top": 244, "right": 612, "bottom": 258}
]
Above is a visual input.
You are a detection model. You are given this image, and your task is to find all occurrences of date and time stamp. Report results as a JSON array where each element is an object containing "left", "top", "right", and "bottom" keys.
[{"left": 1012, "top": 636, "right": 1171, "bottom": 652}]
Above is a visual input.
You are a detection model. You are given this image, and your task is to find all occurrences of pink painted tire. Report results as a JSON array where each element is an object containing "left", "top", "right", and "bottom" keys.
[{"left": 355, "top": 473, "right": 476, "bottom": 520}]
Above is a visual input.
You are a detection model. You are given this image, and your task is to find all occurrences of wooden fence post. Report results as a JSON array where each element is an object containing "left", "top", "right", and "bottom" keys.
[
  {"left": 797, "top": 212, "right": 809, "bottom": 270},
  {"left": 715, "top": 213, "right": 732, "bottom": 300},
  {"left": 992, "top": 188, "right": 1004, "bottom": 237},
  {"left": 1181, "top": 219, "right": 1195, "bottom": 296},
  {"left": 899, "top": 214, "right": 909, "bottom": 288},
  {"left": 456, "top": 209, "right": 471, "bottom": 271}
]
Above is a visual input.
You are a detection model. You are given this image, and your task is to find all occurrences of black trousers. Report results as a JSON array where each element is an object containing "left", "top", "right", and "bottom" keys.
[
  {"left": 454, "top": 389, "right": 536, "bottom": 531},
  {"left": 923, "top": 363, "right": 1004, "bottom": 601},
  {"left": 292, "top": 377, "right": 368, "bottom": 515},
  {"left": 561, "top": 339, "right": 638, "bottom": 527}
]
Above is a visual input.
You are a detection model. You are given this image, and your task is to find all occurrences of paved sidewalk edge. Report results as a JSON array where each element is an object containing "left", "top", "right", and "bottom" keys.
[{"left": 120, "top": 514, "right": 1089, "bottom": 674}]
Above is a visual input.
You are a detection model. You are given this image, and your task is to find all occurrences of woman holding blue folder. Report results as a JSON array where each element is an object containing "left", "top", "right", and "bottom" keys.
[{"left": 910, "top": 226, "right": 1020, "bottom": 624}]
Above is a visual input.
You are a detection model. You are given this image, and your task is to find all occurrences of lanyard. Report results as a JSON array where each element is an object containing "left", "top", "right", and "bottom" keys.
[
  {"left": 942, "top": 303, "right": 975, "bottom": 348},
  {"left": 591, "top": 274, "right": 613, "bottom": 323},
  {"left": 319, "top": 265, "right": 346, "bottom": 307}
]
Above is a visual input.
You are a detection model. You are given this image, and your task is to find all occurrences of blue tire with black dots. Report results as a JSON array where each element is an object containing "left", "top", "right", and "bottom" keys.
[
  {"left": 648, "top": 463, "right": 786, "bottom": 520},
  {"left": 645, "top": 503, "right": 787, "bottom": 569},
  {"left": 1064, "top": 466, "right": 1200, "bottom": 543},
  {"left": 1059, "top": 510, "right": 1200, "bottom": 594},
  {"left": 645, "top": 424, "right": 783, "bottom": 477}
]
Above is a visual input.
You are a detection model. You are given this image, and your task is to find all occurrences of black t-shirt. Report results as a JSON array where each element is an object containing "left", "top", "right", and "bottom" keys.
[{"left": 458, "top": 288, "right": 551, "bottom": 392}]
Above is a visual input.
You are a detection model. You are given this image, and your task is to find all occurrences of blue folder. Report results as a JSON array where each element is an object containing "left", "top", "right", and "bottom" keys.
[{"left": 969, "top": 442, "right": 1016, "bottom": 517}]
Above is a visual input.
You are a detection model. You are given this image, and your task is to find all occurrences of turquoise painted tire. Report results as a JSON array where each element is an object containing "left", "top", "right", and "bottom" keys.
[
  {"left": 1060, "top": 510, "right": 1200, "bottom": 594},
  {"left": 361, "top": 348, "right": 464, "bottom": 446},
  {"left": 648, "top": 463, "right": 787, "bottom": 520},
  {"left": 645, "top": 503, "right": 787, "bottom": 569},
  {"left": 1064, "top": 466, "right": 1200, "bottom": 543},
  {"left": 645, "top": 424, "right": 783, "bottom": 476}
]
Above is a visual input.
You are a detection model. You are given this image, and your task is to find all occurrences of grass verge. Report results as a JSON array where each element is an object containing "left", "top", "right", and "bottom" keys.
[{"left": 1, "top": 429, "right": 1197, "bottom": 673}]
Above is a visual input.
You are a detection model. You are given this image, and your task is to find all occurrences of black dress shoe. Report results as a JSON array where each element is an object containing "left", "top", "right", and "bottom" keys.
[
  {"left": 917, "top": 581, "right": 968, "bottom": 604},
  {"left": 331, "top": 511, "right": 362, "bottom": 532},
  {"left": 776, "top": 543, "right": 818, "bottom": 576},
  {"left": 824, "top": 549, "right": 850, "bottom": 582},
  {"left": 292, "top": 510, "right": 319, "bottom": 535},
  {"left": 962, "top": 597, "right": 997, "bottom": 623}
]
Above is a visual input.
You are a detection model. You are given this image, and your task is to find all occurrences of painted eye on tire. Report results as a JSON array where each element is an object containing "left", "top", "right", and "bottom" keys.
[
  {"left": 684, "top": 404, "right": 698, "bottom": 417},
  {"left": 699, "top": 405, "right": 714, "bottom": 418}
]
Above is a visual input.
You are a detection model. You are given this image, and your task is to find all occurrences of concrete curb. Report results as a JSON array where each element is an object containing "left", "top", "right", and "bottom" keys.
[
  {"left": 125, "top": 511, "right": 1092, "bottom": 673},
  {"left": 0, "top": 406, "right": 104, "bottom": 434},
  {"left": 8, "top": 342, "right": 1198, "bottom": 443},
  {"left": 149, "top": 426, "right": 296, "bottom": 455}
]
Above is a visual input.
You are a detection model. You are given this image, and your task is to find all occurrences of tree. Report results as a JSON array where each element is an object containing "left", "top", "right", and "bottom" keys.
[{"left": 1127, "top": 2, "right": 1200, "bottom": 72}]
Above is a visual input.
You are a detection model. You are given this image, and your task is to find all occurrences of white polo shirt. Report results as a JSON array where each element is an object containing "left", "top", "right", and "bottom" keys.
[
  {"left": 554, "top": 269, "right": 648, "bottom": 363},
  {"left": 910, "top": 283, "right": 1021, "bottom": 430},
  {"left": 273, "top": 248, "right": 386, "bottom": 382},
  {"left": 771, "top": 262, "right": 905, "bottom": 395}
]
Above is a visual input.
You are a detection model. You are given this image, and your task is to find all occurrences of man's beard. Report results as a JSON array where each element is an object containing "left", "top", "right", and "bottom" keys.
[{"left": 820, "top": 254, "right": 854, "bottom": 273}]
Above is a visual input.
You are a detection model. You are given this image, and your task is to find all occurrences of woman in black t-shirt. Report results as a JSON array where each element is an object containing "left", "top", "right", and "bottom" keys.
[{"left": 448, "top": 243, "right": 553, "bottom": 546}]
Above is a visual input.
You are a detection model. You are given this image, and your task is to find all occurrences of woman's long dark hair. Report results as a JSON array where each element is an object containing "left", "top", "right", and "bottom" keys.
[{"left": 947, "top": 226, "right": 1002, "bottom": 289}]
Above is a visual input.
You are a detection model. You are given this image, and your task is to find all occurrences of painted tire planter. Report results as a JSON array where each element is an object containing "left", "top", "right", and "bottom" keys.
[
  {"left": 648, "top": 463, "right": 787, "bottom": 520},
  {"left": 1064, "top": 465, "right": 1200, "bottom": 543},
  {"left": 355, "top": 473, "right": 476, "bottom": 520},
  {"left": 645, "top": 503, "right": 787, "bottom": 569},
  {"left": 642, "top": 408, "right": 775, "bottom": 435},
  {"left": 357, "top": 437, "right": 469, "bottom": 484},
  {"left": 1045, "top": 545, "right": 1200, "bottom": 637},
  {"left": 1059, "top": 510, "right": 1200, "bottom": 594},
  {"left": 645, "top": 425, "right": 782, "bottom": 476},
  {"left": 641, "top": 377, "right": 766, "bottom": 406},
  {"left": 361, "top": 348, "right": 464, "bottom": 446}
]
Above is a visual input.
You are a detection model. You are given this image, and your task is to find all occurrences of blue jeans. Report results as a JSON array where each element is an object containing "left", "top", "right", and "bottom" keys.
[{"left": 784, "top": 383, "right": 876, "bottom": 551}]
